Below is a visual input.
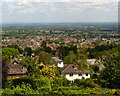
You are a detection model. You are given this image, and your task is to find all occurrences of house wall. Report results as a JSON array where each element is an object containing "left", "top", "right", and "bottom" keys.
[
  {"left": 65, "top": 73, "right": 90, "bottom": 81},
  {"left": 7, "top": 75, "right": 27, "bottom": 79},
  {"left": 58, "top": 62, "right": 64, "bottom": 68}
]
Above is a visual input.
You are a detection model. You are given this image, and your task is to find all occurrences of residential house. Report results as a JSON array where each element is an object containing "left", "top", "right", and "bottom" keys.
[
  {"left": 61, "top": 64, "right": 90, "bottom": 81},
  {"left": 87, "top": 59, "right": 97, "bottom": 65},
  {"left": 52, "top": 57, "right": 64, "bottom": 68},
  {"left": 7, "top": 58, "right": 27, "bottom": 79},
  {"left": 87, "top": 59, "right": 105, "bottom": 71}
]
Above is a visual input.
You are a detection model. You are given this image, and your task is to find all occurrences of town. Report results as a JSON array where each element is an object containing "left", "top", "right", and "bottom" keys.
[{"left": 1, "top": 23, "right": 120, "bottom": 95}]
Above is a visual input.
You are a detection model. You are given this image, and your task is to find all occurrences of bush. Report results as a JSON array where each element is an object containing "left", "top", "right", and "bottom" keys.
[
  {"left": 114, "top": 90, "right": 120, "bottom": 95},
  {"left": 4, "top": 77, "right": 33, "bottom": 89},
  {"left": 53, "top": 77, "right": 70, "bottom": 88},
  {"left": 106, "top": 89, "right": 117, "bottom": 95},
  {"left": 4, "top": 77, "right": 51, "bottom": 91},
  {"left": 74, "top": 79, "right": 100, "bottom": 88},
  {"left": 32, "top": 76, "right": 51, "bottom": 90},
  {"left": 3, "top": 83, "right": 39, "bottom": 95},
  {"left": 91, "top": 64, "right": 99, "bottom": 73}
]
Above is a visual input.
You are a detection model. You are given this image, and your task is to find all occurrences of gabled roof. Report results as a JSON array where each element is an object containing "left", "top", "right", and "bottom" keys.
[
  {"left": 8, "top": 60, "right": 27, "bottom": 75},
  {"left": 61, "top": 64, "right": 90, "bottom": 74}
]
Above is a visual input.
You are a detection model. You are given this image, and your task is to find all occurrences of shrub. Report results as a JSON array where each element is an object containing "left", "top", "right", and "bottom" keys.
[
  {"left": 4, "top": 77, "right": 51, "bottom": 91},
  {"left": 55, "top": 87, "right": 70, "bottom": 91},
  {"left": 53, "top": 77, "right": 70, "bottom": 88},
  {"left": 3, "top": 83, "right": 39, "bottom": 95},
  {"left": 91, "top": 64, "right": 99, "bottom": 73},
  {"left": 106, "top": 89, "right": 117, "bottom": 95},
  {"left": 4, "top": 77, "right": 33, "bottom": 89},
  {"left": 32, "top": 76, "right": 51, "bottom": 90},
  {"left": 74, "top": 78, "right": 100, "bottom": 88}
]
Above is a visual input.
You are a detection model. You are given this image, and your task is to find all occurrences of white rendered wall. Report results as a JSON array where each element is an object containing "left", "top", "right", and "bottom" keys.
[
  {"left": 82, "top": 73, "right": 90, "bottom": 79},
  {"left": 58, "top": 62, "right": 64, "bottom": 68},
  {"left": 65, "top": 73, "right": 90, "bottom": 81}
]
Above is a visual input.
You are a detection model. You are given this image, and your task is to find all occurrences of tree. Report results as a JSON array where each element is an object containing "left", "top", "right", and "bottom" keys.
[
  {"left": 64, "top": 51, "right": 76, "bottom": 64},
  {"left": 64, "top": 48, "right": 89, "bottom": 70},
  {"left": 43, "top": 46, "right": 54, "bottom": 55},
  {"left": 1, "top": 48, "right": 20, "bottom": 60},
  {"left": 91, "top": 64, "right": 99, "bottom": 73},
  {"left": 75, "top": 46, "right": 90, "bottom": 70},
  {"left": 41, "top": 41, "right": 46, "bottom": 48},
  {"left": 20, "top": 56, "right": 40, "bottom": 76},
  {"left": 40, "top": 65, "right": 56, "bottom": 82},
  {"left": 100, "top": 52, "right": 120, "bottom": 89},
  {"left": 59, "top": 45, "right": 77, "bottom": 59},
  {"left": 2, "top": 59, "right": 8, "bottom": 88},
  {"left": 7, "top": 44, "right": 23, "bottom": 54},
  {"left": 33, "top": 47, "right": 42, "bottom": 56},
  {"left": 39, "top": 51, "right": 57, "bottom": 65},
  {"left": 24, "top": 47, "right": 32, "bottom": 56}
]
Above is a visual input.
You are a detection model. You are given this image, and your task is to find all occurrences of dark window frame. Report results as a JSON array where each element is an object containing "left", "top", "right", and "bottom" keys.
[
  {"left": 86, "top": 73, "right": 88, "bottom": 76},
  {"left": 78, "top": 73, "right": 82, "bottom": 76},
  {"left": 70, "top": 73, "right": 73, "bottom": 77}
]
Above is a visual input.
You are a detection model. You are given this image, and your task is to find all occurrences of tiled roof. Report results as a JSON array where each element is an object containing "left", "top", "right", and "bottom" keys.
[
  {"left": 7, "top": 60, "right": 27, "bottom": 75},
  {"left": 61, "top": 64, "right": 90, "bottom": 74}
]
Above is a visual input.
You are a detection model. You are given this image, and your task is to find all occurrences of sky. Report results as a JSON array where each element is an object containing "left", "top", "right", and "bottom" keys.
[{"left": 0, "top": 0, "right": 119, "bottom": 23}]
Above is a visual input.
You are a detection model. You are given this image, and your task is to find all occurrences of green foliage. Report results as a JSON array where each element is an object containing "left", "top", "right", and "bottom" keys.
[
  {"left": 4, "top": 77, "right": 51, "bottom": 92},
  {"left": 64, "top": 48, "right": 89, "bottom": 70},
  {"left": 59, "top": 45, "right": 77, "bottom": 59},
  {"left": 41, "top": 41, "right": 46, "bottom": 48},
  {"left": 40, "top": 65, "right": 56, "bottom": 82},
  {"left": 39, "top": 51, "right": 57, "bottom": 65},
  {"left": 91, "top": 73, "right": 98, "bottom": 79},
  {"left": 20, "top": 56, "right": 40, "bottom": 76},
  {"left": 91, "top": 64, "right": 99, "bottom": 73},
  {"left": 100, "top": 52, "right": 120, "bottom": 89},
  {"left": 7, "top": 44, "right": 23, "bottom": 54},
  {"left": 3, "top": 82, "right": 39, "bottom": 95},
  {"left": 3, "top": 77, "right": 120, "bottom": 95},
  {"left": 24, "top": 47, "right": 32, "bottom": 56},
  {"left": 32, "top": 77, "right": 51, "bottom": 90},
  {"left": 64, "top": 51, "right": 76, "bottom": 64},
  {"left": 53, "top": 77, "right": 70, "bottom": 88},
  {"left": 43, "top": 46, "right": 55, "bottom": 55},
  {"left": 4, "top": 77, "right": 33, "bottom": 89},
  {"left": 1, "top": 48, "right": 20, "bottom": 60},
  {"left": 88, "top": 43, "right": 119, "bottom": 58},
  {"left": 74, "top": 79, "right": 100, "bottom": 88}
]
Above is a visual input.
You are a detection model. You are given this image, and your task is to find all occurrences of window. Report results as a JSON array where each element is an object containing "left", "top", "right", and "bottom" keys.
[
  {"left": 79, "top": 74, "right": 82, "bottom": 76},
  {"left": 86, "top": 73, "right": 88, "bottom": 76},
  {"left": 70, "top": 73, "right": 73, "bottom": 77}
]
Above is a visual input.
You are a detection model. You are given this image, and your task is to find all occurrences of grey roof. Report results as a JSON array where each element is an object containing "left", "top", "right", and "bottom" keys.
[
  {"left": 61, "top": 64, "right": 90, "bottom": 74},
  {"left": 52, "top": 57, "right": 63, "bottom": 62},
  {"left": 8, "top": 60, "right": 27, "bottom": 75}
]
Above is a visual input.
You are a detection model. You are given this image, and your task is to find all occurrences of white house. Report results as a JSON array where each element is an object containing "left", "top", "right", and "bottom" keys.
[
  {"left": 61, "top": 64, "right": 90, "bottom": 81},
  {"left": 52, "top": 57, "right": 64, "bottom": 68},
  {"left": 87, "top": 59, "right": 105, "bottom": 71},
  {"left": 87, "top": 59, "right": 97, "bottom": 65}
]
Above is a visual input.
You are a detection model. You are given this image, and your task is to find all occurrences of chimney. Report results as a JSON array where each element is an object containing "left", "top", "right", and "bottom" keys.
[{"left": 10, "top": 56, "right": 13, "bottom": 63}]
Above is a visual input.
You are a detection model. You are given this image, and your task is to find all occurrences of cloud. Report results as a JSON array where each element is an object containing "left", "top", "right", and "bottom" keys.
[
  {"left": 1, "top": 1, "right": 117, "bottom": 23},
  {"left": 2, "top": 0, "right": 119, "bottom": 2},
  {"left": 2, "top": 1, "right": 117, "bottom": 16}
]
